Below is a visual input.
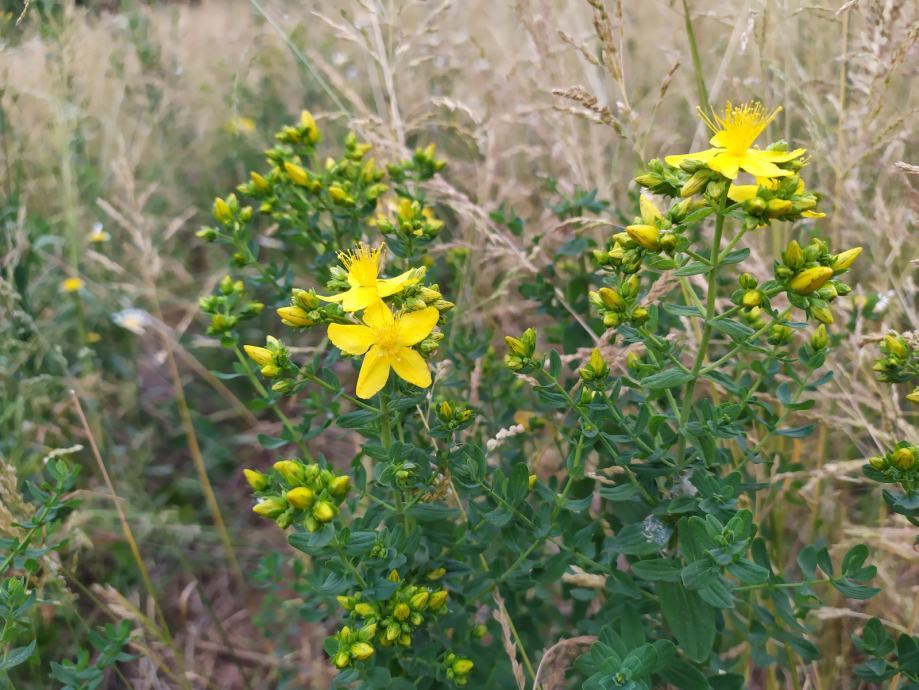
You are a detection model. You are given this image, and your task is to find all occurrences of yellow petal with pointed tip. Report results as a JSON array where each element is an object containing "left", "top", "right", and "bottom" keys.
[
  {"left": 396, "top": 307, "right": 439, "bottom": 346},
  {"left": 389, "top": 347, "right": 432, "bottom": 389},
  {"left": 356, "top": 346, "right": 391, "bottom": 398},
  {"left": 328, "top": 324, "right": 376, "bottom": 355},
  {"left": 664, "top": 148, "right": 720, "bottom": 167}
]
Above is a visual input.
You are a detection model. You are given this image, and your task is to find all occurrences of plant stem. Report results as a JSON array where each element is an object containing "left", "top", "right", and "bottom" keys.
[
  {"left": 681, "top": 0, "right": 711, "bottom": 115},
  {"left": 677, "top": 193, "right": 727, "bottom": 463}
]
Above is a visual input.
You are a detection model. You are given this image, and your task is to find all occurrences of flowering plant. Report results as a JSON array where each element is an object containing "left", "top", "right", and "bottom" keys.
[{"left": 198, "top": 103, "right": 910, "bottom": 689}]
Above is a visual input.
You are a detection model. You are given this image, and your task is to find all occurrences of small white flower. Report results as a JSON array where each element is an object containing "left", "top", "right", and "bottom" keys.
[{"left": 113, "top": 308, "right": 152, "bottom": 335}]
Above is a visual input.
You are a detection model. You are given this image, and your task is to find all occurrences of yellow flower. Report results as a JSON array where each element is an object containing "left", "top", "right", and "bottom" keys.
[
  {"left": 665, "top": 102, "right": 805, "bottom": 180},
  {"left": 318, "top": 243, "right": 419, "bottom": 312},
  {"left": 61, "top": 277, "right": 84, "bottom": 293},
  {"left": 328, "top": 301, "right": 438, "bottom": 399},
  {"left": 87, "top": 222, "right": 110, "bottom": 243}
]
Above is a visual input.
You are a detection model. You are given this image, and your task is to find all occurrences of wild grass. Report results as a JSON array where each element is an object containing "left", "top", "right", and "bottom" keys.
[{"left": 1, "top": 0, "right": 917, "bottom": 687}]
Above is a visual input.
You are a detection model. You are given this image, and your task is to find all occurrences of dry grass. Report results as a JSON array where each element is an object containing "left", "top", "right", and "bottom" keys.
[{"left": 1, "top": 0, "right": 918, "bottom": 687}]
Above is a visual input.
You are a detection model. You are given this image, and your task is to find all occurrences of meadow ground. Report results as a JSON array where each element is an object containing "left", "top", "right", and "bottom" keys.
[{"left": 1, "top": 0, "right": 918, "bottom": 688}]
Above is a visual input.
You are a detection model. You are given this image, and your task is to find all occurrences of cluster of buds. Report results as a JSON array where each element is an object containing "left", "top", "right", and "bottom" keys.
[
  {"left": 387, "top": 143, "right": 447, "bottom": 183},
  {"left": 873, "top": 334, "right": 919, "bottom": 403},
  {"left": 399, "top": 282, "right": 455, "bottom": 316},
  {"left": 731, "top": 174, "right": 822, "bottom": 231},
  {"left": 329, "top": 624, "right": 377, "bottom": 669},
  {"left": 275, "top": 109, "right": 321, "bottom": 149},
  {"left": 243, "top": 336, "right": 290, "bottom": 378},
  {"left": 588, "top": 275, "right": 647, "bottom": 329},
  {"left": 732, "top": 272, "right": 770, "bottom": 331},
  {"left": 274, "top": 288, "right": 344, "bottom": 330},
  {"left": 375, "top": 197, "right": 445, "bottom": 244},
  {"left": 637, "top": 157, "right": 729, "bottom": 204},
  {"left": 198, "top": 194, "right": 254, "bottom": 249},
  {"left": 443, "top": 652, "right": 475, "bottom": 686},
  {"left": 504, "top": 327, "right": 540, "bottom": 373},
  {"left": 258, "top": 127, "right": 386, "bottom": 222},
  {"left": 579, "top": 348, "right": 610, "bottom": 384},
  {"left": 866, "top": 442, "right": 919, "bottom": 492},
  {"left": 435, "top": 400, "right": 476, "bottom": 432},
  {"left": 774, "top": 238, "right": 861, "bottom": 324},
  {"left": 245, "top": 458, "right": 351, "bottom": 532},
  {"left": 336, "top": 571, "right": 449, "bottom": 652},
  {"left": 199, "top": 275, "right": 264, "bottom": 340}
]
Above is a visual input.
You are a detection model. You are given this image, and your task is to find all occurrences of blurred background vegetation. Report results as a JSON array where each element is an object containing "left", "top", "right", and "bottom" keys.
[{"left": 0, "top": 0, "right": 917, "bottom": 687}]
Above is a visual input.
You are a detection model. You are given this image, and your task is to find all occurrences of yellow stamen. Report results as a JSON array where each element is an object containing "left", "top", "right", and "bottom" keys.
[{"left": 698, "top": 101, "right": 782, "bottom": 156}]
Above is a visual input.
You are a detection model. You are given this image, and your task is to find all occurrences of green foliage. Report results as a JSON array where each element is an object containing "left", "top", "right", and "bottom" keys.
[{"left": 195, "top": 104, "right": 907, "bottom": 689}]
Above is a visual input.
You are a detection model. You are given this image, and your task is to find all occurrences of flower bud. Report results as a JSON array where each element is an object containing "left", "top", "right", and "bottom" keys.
[
  {"left": 260, "top": 364, "right": 281, "bottom": 378},
  {"left": 213, "top": 197, "right": 232, "bottom": 224},
  {"left": 409, "top": 591, "right": 430, "bottom": 610},
  {"left": 639, "top": 196, "right": 662, "bottom": 225},
  {"left": 243, "top": 469, "right": 270, "bottom": 491},
  {"left": 868, "top": 455, "right": 887, "bottom": 470},
  {"left": 528, "top": 473, "right": 537, "bottom": 490},
  {"left": 884, "top": 334, "right": 908, "bottom": 360},
  {"left": 626, "top": 224, "right": 660, "bottom": 251},
  {"left": 744, "top": 196, "right": 767, "bottom": 215},
  {"left": 277, "top": 305, "right": 314, "bottom": 327},
  {"left": 286, "top": 486, "right": 315, "bottom": 510},
  {"left": 353, "top": 603, "right": 375, "bottom": 617},
  {"left": 809, "top": 324, "right": 828, "bottom": 351},
  {"left": 426, "top": 568, "right": 446, "bottom": 580},
  {"left": 428, "top": 590, "right": 448, "bottom": 610},
  {"left": 300, "top": 110, "right": 320, "bottom": 143},
  {"left": 243, "top": 345, "right": 272, "bottom": 366},
  {"left": 393, "top": 603, "right": 410, "bottom": 621},
  {"left": 659, "top": 233, "right": 678, "bottom": 252},
  {"left": 283, "top": 161, "right": 311, "bottom": 187},
  {"left": 768, "top": 324, "right": 793, "bottom": 345},
  {"left": 790, "top": 266, "right": 833, "bottom": 294},
  {"left": 811, "top": 305, "right": 834, "bottom": 325},
  {"left": 833, "top": 247, "right": 862, "bottom": 273},
  {"left": 196, "top": 226, "right": 219, "bottom": 241},
  {"left": 273, "top": 460, "right": 306, "bottom": 486},
  {"left": 328, "top": 184, "right": 353, "bottom": 205},
  {"left": 598, "top": 287, "right": 625, "bottom": 311},
  {"left": 634, "top": 172, "right": 662, "bottom": 188},
  {"left": 742, "top": 290, "right": 762, "bottom": 308},
  {"left": 680, "top": 171, "right": 709, "bottom": 198},
  {"left": 313, "top": 501, "right": 335, "bottom": 523},
  {"left": 453, "top": 659, "right": 474, "bottom": 675},
  {"left": 332, "top": 651, "right": 350, "bottom": 669},
  {"left": 350, "top": 642, "right": 374, "bottom": 661},
  {"left": 330, "top": 475, "right": 351, "bottom": 498},
  {"left": 890, "top": 447, "right": 917, "bottom": 471},
  {"left": 782, "top": 240, "right": 805, "bottom": 270},
  {"left": 631, "top": 307, "right": 650, "bottom": 324},
  {"left": 292, "top": 288, "right": 320, "bottom": 310},
  {"left": 765, "top": 198, "right": 792, "bottom": 218},
  {"left": 252, "top": 496, "right": 287, "bottom": 519},
  {"left": 907, "top": 388, "right": 919, "bottom": 404}
]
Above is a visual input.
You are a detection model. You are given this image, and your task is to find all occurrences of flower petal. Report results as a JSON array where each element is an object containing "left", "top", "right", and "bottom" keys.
[
  {"left": 739, "top": 152, "right": 792, "bottom": 178},
  {"left": 802, "top": 210, "right": 826, "bottom": 219},
  {"left": 341, "top": 286, "right": 381, "bottom": 312},
  {"left": 389, "top": 347, "right": 432, "bottom": 389},
  {"left": 395, "top": 307, "right": 439, "bottom": 346},
  {"left": 727, "top": 184, "right": 758, "bottom": 203},
  {"left": 363, "top": 300, "right": 395, "bottom": 329},
  {"left": 751, "top": 148, "right": 806, "bottom": 163},
  {"left": 328, "top": 323, "right": 376, "bottom": 355},
  {"left": 356, "top": 346, "right": 391, "bottom": 399},
  {"left": 664, "top": 148, "right": 720, "bottom": 167},
  {"left": 377, "top": 270, "right": 419, "bottom": 298},
  {"left": 706, "top": 152, "right": 740, "bottom": 179},
  {"left": 316, "top": 291, "right": 346, "bottom": 304}
]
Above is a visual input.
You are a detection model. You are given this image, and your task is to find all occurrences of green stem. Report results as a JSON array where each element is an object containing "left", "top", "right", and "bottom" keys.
[
  {"left": 234, "top": 347, "right": 315, "bottom": 461},
  {"left": 677, "top": 193, "right": 728, "bottom": 463},
  {"left": 681, "top": 0, "right": 711, "bottom": 115},
  {"left": 540, "top": 370, "right": 655, "bottom": 504}
]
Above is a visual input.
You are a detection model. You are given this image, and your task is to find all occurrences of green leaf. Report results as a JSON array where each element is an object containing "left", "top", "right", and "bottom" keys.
[
  {"left": 675, "top": 261, "right": 710, "bottom": 277},
  {"left": 408, "top": 503, "right": 459, "bottom": 523},
  {"left": 0, "top": 639, "right": 36, "bottom": 672},
  {"left": 643, "top": 368, "right": 694, "bottom": 391},
  {"left": 707, "top": 319, "right": 754, "bottom": 340},
  {"left": 630, "top": 558, "right": 682, "bottom": 582},
  {"left": 727, "top": 558, "right": 770, "bottom": 585},
  {"left": 841, "top": 544, "right": 870, "bottom": 575},
  {"left": 256, "top": 433, "right": 288, "bottom": 449},
  {"left": 658, "top": 582, "right": 716, "bottom": 662},
  {"left": 720, "top": 248, "right": 751, "bottom": 265}
]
